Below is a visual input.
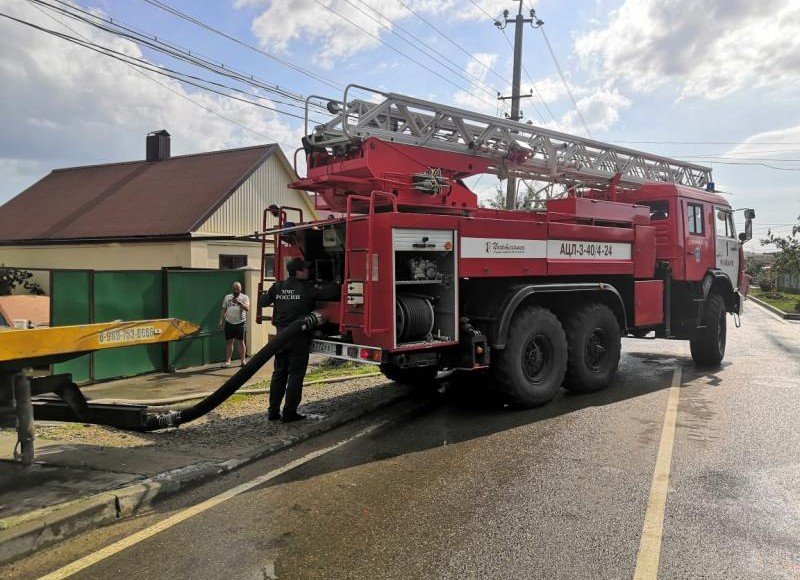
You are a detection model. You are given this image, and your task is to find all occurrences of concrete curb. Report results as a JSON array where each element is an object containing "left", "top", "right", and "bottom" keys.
[
  {"left": 747, "top": 296, "right": 800, "bottom": 320},
  {"left": 88, "top": 372, "right": 383, "bottom": 406},
  {"left": 0, "top": 383, "right": 411, "bottom": 565}
]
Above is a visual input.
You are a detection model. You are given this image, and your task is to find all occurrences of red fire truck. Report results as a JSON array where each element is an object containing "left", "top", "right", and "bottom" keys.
[{"left": 258, "top": 86, "right": 755, "bottom": 407}]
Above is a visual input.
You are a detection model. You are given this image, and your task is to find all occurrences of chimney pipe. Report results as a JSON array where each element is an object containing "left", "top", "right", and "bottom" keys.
[{"left": 146, "top": 130, "right": 171, "bottom": 162}]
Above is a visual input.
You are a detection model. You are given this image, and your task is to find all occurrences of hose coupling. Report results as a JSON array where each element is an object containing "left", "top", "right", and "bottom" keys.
[
  {"left": 301, "top": 311, "right": 326, "bottom": 332},
  {"left": 152, "top": 410, "right": 182, "bottom": 429}
]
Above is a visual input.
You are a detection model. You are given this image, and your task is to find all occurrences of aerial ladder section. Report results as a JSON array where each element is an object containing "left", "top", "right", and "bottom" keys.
[{"left": 303, "top": 85, "right": 712, "bottom": 194}]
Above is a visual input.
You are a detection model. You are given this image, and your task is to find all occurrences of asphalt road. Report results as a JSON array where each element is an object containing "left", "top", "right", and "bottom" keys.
[{"left": 4, "top": 302, "right": 799, "bottom": 580}]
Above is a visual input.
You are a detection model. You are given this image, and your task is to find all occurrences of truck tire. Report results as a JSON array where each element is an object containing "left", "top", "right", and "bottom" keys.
[
  {"left": 690, "top": 293, "right": 726, "bottom": 367},
  {"left": 493, "top": 306, "right": 567, "bottom": 407},
  {"left": 379, "top": 363, "right": 438, "bottom": 387},
  {"left": 563, "top": 303, "right": 621, "bottom": 393}
]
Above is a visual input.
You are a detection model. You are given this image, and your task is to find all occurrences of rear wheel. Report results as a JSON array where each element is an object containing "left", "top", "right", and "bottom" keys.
[
  {"left": 563, "top": 303, "right": 621, "bottom": 393},
  {"left": 492, "top": 305, "right": 567, "bottom": 408},
  {"left": 379, "top": 363, "right": 438, "bottom": 387},
  {"left": 690, "top": 293, "right": 726, "bottom": 367}
]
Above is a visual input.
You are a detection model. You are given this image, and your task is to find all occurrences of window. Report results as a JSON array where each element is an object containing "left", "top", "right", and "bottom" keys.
[
  {"left": 644, "top": 200, "right": 669, "bottom": 220},
  {"left": 687, "top": 203, "right": 704, "bottom": 235},
  {"left": 263, "top": 254, "right": 275, "bottom": 279},
  {"left": 219, "top": 254, "right": 247, "bottom": 269},
  {"left": 715, "top": 209, "right": 735, "bottom": 238}
]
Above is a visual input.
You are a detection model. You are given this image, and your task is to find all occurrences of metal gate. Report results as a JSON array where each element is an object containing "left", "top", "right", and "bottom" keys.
[{"left": 50, "top": 268, "right": 245, "bottom": 383}]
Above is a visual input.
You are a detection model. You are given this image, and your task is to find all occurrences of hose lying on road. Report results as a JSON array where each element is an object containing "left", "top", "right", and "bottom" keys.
[{"left": 140, "top": 312, "right": 324, "bottom": 431}]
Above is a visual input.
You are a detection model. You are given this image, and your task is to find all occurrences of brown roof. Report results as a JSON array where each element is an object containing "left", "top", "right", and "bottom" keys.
[{"left": 0, "top": 144, "right": 278, "bottom": 242}]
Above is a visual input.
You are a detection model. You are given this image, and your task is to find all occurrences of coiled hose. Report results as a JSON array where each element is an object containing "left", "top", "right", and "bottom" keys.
[{"left": 140, "top": 312, "right": 324, "bottom": 431}]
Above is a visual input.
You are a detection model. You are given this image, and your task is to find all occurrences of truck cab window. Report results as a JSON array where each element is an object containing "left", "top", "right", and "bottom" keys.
[
  {"left": 643, "top": 200, "right": 669, "bottom": 220},
  {"left": 687, "top": 203, "right": 704, "bottom": 235},
  {"left": 715, "top": 209, "right": 735, "bottom": 238}
]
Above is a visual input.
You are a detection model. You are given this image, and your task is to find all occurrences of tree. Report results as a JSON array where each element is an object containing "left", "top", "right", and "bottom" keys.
[
  {"left": 761, "top": 215, "right": 800, "bottom": 291},
  {"left": 481, "top": 181, "right": 548, "bottom": 210},
  {"left": 0, "top": 265, "right": 44, "bottom": 296}
]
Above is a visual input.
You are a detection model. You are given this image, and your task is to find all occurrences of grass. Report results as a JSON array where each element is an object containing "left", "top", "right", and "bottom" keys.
[
  {"left": 246, "top": 360, "right": 379, "bottom": 391},
  {"left": 750, "top": 288, "right": 800, "bottom": 313},
  {"left": 304, "top": 361, "right": 379, "bottom": 382}
]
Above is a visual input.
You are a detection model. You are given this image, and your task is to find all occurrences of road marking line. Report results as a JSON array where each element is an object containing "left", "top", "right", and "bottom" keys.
[
  {"left": 633, "top": 365, "right": 682, "bottom": 580},
  {"left": 38, "top": 418, "right": 390, "bottom": 580}
]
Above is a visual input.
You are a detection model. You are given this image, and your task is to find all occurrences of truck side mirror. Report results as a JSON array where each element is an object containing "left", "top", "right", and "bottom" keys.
[
  {"left": 744, "top": 209, "right": 756, "bottom": 220},
  {"left": 740, "top": 218, "right": 753, "bottom": 243}
]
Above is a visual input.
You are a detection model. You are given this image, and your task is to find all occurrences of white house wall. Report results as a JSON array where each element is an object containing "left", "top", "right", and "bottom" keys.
[
  {"left": 0, "top": 242, "right": 193, "bottom": 271},
  {"left": 194, "top": 154, "right": 315, "bottom": 237}
]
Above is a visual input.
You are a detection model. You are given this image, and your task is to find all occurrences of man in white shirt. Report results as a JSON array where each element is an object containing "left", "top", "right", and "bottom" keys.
[{"left": 218, "top": 281, "right": 250, "bottom": 367}]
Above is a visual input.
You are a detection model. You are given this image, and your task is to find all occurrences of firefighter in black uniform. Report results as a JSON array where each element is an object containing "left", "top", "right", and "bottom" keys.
[{"left": 260, "top": 257, "right": 339, "bottom": 422}]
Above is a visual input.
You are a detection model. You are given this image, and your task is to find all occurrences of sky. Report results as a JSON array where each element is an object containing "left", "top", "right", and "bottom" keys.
[{"left": 1, "top": 0, "right": 798, "bottom": 250}]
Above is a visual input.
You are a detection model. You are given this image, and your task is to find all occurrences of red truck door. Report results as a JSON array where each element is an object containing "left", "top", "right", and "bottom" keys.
[{"left": 681, "top": 199, "right": 713, "bottom": 281}]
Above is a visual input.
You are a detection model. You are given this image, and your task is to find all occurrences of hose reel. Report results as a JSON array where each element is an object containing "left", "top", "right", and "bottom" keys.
[{"left": 396, "top": 294, "right": 434, "bottom": 342}]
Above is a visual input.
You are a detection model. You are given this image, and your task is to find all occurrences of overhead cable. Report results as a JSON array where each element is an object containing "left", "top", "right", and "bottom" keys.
[
  {"left": 307, "top": 0, "right": 499, "bottom": 108},
  {"left": 347, "top": 0, "right": 501, "bottom": 99},
  {"left": 393, "top": 0, "right": 514, "bottom": 87},
  {"left": 0, "top": 12, "right": 322, "bottom": 128},
  {"left": 538, "top": 26, "right": 591, "bottom": 138},
  {"left": 22, "top": 2, "right": 292, "bottom": 145},
  {"left": 138, "top": 0, "right": 344, "bottom": 92}
]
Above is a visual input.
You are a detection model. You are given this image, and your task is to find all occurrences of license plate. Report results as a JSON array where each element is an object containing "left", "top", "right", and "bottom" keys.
[{"left": 311, "top": 339, "right": 338, "bottom": 355}]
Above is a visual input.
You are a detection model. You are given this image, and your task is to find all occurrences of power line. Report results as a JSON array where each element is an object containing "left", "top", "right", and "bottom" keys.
[
  {"left": 464, "top": 0, "right": 497, "bottom": 20},
  {"left": 346, "top": 0, "right": 501, "bottom": 100},
  {"left": 307, "top": 0, "right": 498, "bottom": 108},
  {"left": 392, "top": 0, "right": 513, "bottom": 87},
  {"left": 30, "top": 0, "right": 324, "bottom": 113},
  {"left": 1, "top": 11, "right": 318, "bottom": 129},
  {"left": 22, "top": 1, "right": 288, "bottom": 145},
  {"left": 138, "top": 0, "right": 343, "bottom": 93},
  {"left": 538, "top": 25, "right": 591, "bottom": 138},
  {"left": 612, "top": 140, "right": 800, "bottom": 145},
  {"left": 499, "top": 28, "right": 548, "bottom": 122}
]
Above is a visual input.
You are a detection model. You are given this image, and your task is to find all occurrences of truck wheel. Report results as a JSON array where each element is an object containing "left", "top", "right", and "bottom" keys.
[
  {"left": 690, "top": 293, "right": 726, "bottom": 367},
  {"left": 563, "top": 304, "right": 621, "bottom": 393},
  {"left": 493, "top": 306, "right": 567, "bottom": 407},
  {"left": 379, "top": 363, "right": 438, "bottom": 387}
]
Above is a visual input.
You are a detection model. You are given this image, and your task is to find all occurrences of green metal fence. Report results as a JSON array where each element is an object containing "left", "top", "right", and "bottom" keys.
[
  {"left": 167, "top": 269, "right": 245, "bottom": 370},
  {"left": 50, "top": 268, "right": 245, "bottom": 383},
  {"left": 51, "top": 270, "right": 92, "bottom": 383}
]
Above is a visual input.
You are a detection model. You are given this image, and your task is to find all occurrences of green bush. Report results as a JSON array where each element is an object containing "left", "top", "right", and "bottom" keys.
[{"left": 758, "top": 277, "right": 774, "bottom": 292}]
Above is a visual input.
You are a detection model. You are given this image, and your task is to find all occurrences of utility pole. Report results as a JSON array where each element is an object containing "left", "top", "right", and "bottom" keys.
[{"left": 496, "top": 2, "right": 543, "bottom": 209}]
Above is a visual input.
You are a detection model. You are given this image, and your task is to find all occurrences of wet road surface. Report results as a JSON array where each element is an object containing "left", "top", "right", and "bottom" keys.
[{"left": 4, "top": 302, "right": 799, "bottom": 579}]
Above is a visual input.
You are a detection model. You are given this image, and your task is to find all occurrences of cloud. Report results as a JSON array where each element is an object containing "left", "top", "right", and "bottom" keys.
[
  {"left": 575, "top": 0, "right": 800, "bottom": 100},
  {"left": 241, "top": 0, "right": 410, "bottom": 69},
  {"left": 726, "top": 124, "right": 800, "bottom": 157},
  {"left": 238, "top": 0, "right": 524, "bottom": 69},
  {"left": 556, "top": 86, "right": 631, "bottom": 134},
  {"left": 452, "top": 52, "right": 498, "bottom": 113},
  {"left": 0, "top": 0, "right": 299, "bottom": 201}
]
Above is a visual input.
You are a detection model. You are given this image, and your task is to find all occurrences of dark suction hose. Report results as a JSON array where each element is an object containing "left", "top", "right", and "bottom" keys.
[{"left": 140, "top": 312, "right": 324, "bottom": 431}]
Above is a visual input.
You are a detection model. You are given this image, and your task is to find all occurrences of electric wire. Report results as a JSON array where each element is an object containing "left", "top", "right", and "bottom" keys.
[
  {"left": 307, "top": 0, "right": 499, "bottom": 108},
  {"left": 138, "top": 0, "right": 344, "bottom": 92},
  {"left": 498, "top": 28, "right": 551, "bottom": 123},
  {"left": 1, "top": 11, "right": 324, "bottom": 129},
  {"left": 29, "top": 0, "right": 329, "bottom": 115},
  {"left": 392, "top": 0, "right": 514, "bottom": 87},
  {"left": 22, "top": 1, "right": 288, "bottom": 145},
  {"left": 31, "top": 0, "right": 334, "bottom": 120},
  {"left": 538, "top": 25, "right": 592, "bottom": 138},
  {"left": 347, "top": 0, "right": 501, "bottom": 100}
]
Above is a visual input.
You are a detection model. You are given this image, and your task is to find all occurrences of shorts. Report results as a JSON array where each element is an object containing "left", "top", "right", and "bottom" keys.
[{"left": 224, "top": 322, "right": 246, "bottom": 341}]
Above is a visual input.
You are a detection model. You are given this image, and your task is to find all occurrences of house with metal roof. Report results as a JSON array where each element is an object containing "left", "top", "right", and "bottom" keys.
[{"left": 0, "top": 130, "right": 315, "bottom": 273}]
